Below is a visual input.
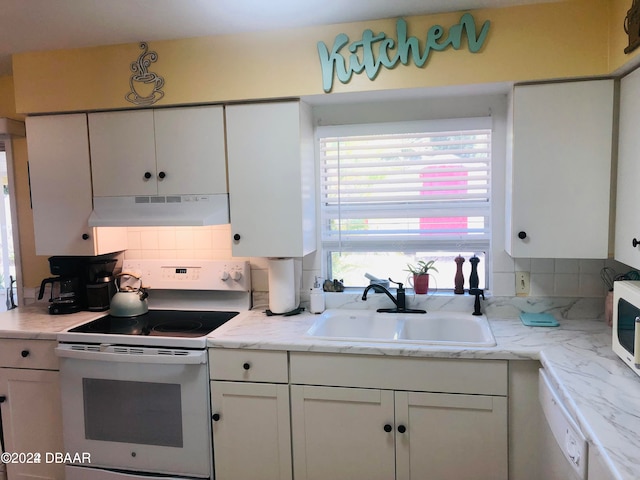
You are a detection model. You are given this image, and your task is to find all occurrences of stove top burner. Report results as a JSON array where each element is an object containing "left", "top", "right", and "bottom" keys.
[
  {"left": 153, "top": 320, "right": 203, "bottom": 333},
  {"left": 68, "top": 310, "right": 238, "bottom": 338}
]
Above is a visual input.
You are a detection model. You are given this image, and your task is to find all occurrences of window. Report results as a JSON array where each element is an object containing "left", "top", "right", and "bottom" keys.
[{"left": 318, "top": 117, "right": 491, "bottom": 290}]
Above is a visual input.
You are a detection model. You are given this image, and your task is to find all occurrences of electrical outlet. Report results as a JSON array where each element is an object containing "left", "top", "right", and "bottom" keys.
[{"left": 516, "top": 271, "right": 530, "bottom": 296}]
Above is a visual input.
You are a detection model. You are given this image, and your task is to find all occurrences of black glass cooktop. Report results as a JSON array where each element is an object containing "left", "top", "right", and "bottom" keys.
[{"left": 69, "top": 310, "right": 238, "bottom": 338}]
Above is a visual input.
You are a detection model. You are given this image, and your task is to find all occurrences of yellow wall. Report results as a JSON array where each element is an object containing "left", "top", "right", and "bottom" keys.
[
  {"left": 0, "top": 76, "right": 50, "bottom": 289},
  {"left": 13, "top": 0, "right": 611, "bottom": 114}
]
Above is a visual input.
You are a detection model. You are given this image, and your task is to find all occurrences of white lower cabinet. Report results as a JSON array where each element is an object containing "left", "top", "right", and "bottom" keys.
[
  {"left": 210, "top": 381, "right": 292, "bottom": 480},
  {"left": 291, "top": 385, "right": 507, "bottom": 480},
  {"left": 209, "top": 349, "right": 291, "bottom": 480},
  {"left": 289, "top": 353, "right": 508, "bottom": 480},
  {"left": 290, "top": 386, "right": 396, "bottom": 480},
  {"left": 209, "top": 349, "right": 509, "bottom": 480},
  {"left": 0, "top": 340, "right": 64, "bottom": 480}
]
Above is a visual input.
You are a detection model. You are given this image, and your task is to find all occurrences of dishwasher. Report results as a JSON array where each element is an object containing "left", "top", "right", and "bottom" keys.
[{"left": 538, "top": 368, "right": 589, "bottom": 479}]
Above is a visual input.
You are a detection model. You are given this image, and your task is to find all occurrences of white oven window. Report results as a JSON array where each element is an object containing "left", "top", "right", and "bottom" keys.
[{"left": 83, "top": 379, "right": 183, "bottom": 447}]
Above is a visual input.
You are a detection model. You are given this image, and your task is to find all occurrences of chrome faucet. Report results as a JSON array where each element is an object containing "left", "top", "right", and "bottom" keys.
[{"left": 361, "top": 279, "right": 426, "bottom": 314}]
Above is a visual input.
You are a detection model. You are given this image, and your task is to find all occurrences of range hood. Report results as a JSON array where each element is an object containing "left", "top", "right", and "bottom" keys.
[{"left": 88, "top": 194, "right": 230, "bottom": 227}]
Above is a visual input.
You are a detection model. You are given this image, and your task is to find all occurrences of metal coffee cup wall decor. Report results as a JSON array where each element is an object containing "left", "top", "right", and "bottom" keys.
[
  {"left": 125, "top": 42, "right": 165, "bottom": 106},
  {"left": 625, "top": 0, "right": 640, "bottom": 53}
]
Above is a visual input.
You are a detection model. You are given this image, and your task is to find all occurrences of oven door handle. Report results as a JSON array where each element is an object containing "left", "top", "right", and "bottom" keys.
[{"left": 55, "top": 346, "right": 207, "bottom": 365}]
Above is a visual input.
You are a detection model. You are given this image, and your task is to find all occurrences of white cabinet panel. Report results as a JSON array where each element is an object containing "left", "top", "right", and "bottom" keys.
[
  {"left": 616, "top": 67, "right": 640, "bottom": 268},
  {"left": 89, "top": 106, "right": 227, "bottom": 198},
  {"left": 507, "top": 80, "right": 614, "bottom": 258},
  {"left": 226, "top": 101, "right": 316, "bottom": 257},
  {"left": 0, "top": 368, "right": 64, "bottom": 480},
  {"left": 154, "top": 106, "right": 227, "bottom": 195},
  {"left": 211, "top": 381, "right": 291, "bottom": 480},
  {"left": 26, "top": 114, "right": 127, "bottom": 255},
  {"left": 395, "top": 391, "right": 508, "bottom": 480},
  {"left": 291, "top": 385, "right": 395, "bottom": 480},
  {"left": 89, "top": 110, "right": 157, "bottom": 197}
]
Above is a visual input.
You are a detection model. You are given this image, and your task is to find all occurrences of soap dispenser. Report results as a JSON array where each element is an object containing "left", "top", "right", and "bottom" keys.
[{"left": 309, "top": 277, "right": 326, "bottom": 314}]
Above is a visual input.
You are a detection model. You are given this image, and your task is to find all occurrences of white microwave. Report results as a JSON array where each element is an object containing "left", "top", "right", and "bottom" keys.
[{"left": 612, "top": 281, "right": 640, "bottom": 378}]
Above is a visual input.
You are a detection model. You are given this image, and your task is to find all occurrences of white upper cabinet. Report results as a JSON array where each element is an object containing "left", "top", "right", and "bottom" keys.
[
  {"left": 226, "top": 101, "right": 316, "bottom": 257},
  {"left": 89, "top": 106, "right": 227, "bottom": 197},
  {"left": 26, "top": 114, "right": 126, "bottom": 256},
  {"left": 506, "top": 80, "right": 614, "bottom": 258},
  {"left": 615, "top": 67, "right": 640, "bottom": 269}
]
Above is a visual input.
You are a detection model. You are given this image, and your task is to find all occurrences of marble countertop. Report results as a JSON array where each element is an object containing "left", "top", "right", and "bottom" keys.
[
  {"left": 0, "top": 305, "right": 103, "bottom": 340},
  {"left": 0, "top": 299, "right": 638, "bottom": 479}
]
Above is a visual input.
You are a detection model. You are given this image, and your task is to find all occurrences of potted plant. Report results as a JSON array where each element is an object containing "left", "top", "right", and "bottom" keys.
[{"left": 405, "top": 260, "right": 438, "bottom": 294}]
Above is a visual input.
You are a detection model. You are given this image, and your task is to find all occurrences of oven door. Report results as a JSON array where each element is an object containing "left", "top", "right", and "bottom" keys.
[{"left": 56, "top": 344, "right": 212, "bottom": 478}]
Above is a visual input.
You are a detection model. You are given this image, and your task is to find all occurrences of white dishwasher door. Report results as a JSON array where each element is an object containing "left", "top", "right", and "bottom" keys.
[{"left": 538, "top": 368, "right": 588, "bottom": 480}]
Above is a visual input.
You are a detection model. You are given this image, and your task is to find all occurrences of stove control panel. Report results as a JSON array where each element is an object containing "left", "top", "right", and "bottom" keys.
[{"left": 122, "top": 259, "right": 251, "bottom": 292}]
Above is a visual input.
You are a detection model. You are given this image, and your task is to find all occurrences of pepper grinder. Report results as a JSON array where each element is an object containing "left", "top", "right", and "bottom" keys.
[
  {"left": 454, "top": 255, "right": 465, "bottom": 294},
  {"left": 469, "top": 255, "right": 480, "bottom": 289}
]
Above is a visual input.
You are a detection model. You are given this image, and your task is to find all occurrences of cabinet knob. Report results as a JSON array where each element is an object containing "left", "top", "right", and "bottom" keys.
[
  {"left": 242, "top": 362, "right": 251, "bottom": 370},
  {"left": 633, "top": 238, "right": 640, "bottom": 248},
  {"left": 144, "top": 172, "right": 152, "bottom": 180},
  {"left": 212, "top": 413, "right": 221, "bottom": 422},
  {"left": 158, "top": 171, "right": 166, "bottom": 179},
  {"left": 517, "top": 231, "right": 527, "bottom": 240},
  {"left": 233, "top": 234, "right": 241, "bottom": 242},
  {"left": 383, "top": 424, "right": 392, "bottom": 433},
  {"left": 397, "top": 425, "right": 407, "bottom": 433},
  {"left": 82, "top": 233, "right": 90, "bottom": 240},
  {"left": 0, "top": 395, "right": 6, "bottom": 403},
  {"left": 20, "top": 350, "right": 29, "bottom": 358}
]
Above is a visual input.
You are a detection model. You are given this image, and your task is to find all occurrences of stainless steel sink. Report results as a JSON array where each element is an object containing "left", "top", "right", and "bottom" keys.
[{"left": 306, "top": 310, "right": 496, "bottom": 347}]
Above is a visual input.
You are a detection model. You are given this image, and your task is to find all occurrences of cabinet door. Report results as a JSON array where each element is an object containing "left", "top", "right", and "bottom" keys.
[
  {"left": 395, "top": 391, "right": 508, "bottom": 480},
  {"left": 154, "top": 106, "right": 227, "bottom": 196},
  {"left": 26, "top": 114, "right": 120, "bottom": 255},
  {"left": 89, "top": 110, "right": 157, "bottom": 197},
  {"left": 508, "top": 80, "right": 613, "bottom": 258},
  {"left": 0, "top": 368, "right": 64, "bottom": 480},
  {"left": 211, "top": 381, "right": 291, "bottom": 480},
  {"left": 226, "top": 102, "right": 316, "bottom": 257},
  {"left": 616, "top": 68, "right": 640, "bottom": 268},
  {"left": 290, "top": 385, "right": 395, "bottom": 480}
]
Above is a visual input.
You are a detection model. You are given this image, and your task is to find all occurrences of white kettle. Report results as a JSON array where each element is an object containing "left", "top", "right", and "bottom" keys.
[{"left": 110, "top": 273, "right": 149, "bottom": 317}]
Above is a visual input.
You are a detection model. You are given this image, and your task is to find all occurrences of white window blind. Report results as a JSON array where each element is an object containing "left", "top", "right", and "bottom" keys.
[{"left": 319, "top": 118, "right": 491, "bottom": 253}]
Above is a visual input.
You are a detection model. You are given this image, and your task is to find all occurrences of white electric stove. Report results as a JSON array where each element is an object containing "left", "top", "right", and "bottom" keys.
[{"left": 56, "top": 259, "right": 251, "bottom": 480}]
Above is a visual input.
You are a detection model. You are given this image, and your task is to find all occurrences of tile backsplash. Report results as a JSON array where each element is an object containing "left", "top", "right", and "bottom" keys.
[
  {"left": 123, "top": 226, "right": 629, "bottom": 299},
  {"left": 492, "top": 253, "right": 628, "bottom": 297},
  {"left": 124, "top": 225, "right": 270, "bottom": 294}
]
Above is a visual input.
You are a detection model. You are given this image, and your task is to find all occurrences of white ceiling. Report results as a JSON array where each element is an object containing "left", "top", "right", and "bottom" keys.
[{"left": 0, "top": 0, "right": 556, "bottom": 76}]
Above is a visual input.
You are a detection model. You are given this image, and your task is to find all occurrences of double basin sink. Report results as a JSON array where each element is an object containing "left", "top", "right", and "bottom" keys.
[{"left": 306, "top": 309, "right": 496, "bottom": 347}]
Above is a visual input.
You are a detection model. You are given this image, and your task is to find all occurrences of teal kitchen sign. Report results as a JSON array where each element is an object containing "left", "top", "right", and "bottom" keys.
[{"left": 318, "top": 13, "right": 491, "bottom": 93}]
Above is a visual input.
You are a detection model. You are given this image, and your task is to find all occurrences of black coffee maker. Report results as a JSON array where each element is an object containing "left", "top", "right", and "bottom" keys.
[
  {"left": 85, "top": 258, "right": 117, "bottom": 311},
  {"left": 38, "top": 256, "right": 87, "bottom": 314},
  {"left": 38, "top": 255, "right": 118, "bottom": 315}
]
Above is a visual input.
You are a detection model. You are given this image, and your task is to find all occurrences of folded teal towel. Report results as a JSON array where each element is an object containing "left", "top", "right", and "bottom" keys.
[{"left": 519, "top": 312, "right": 559, "bottom": 327}]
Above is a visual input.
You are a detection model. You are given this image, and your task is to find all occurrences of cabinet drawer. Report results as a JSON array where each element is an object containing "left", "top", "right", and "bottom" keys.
[
  {"left": 290, "top": 352, "right": 507, "bottom": 396},
  {"left": 209, "top": 349, "right": 288, "bottom": 383},
  {"left": 0, "top": 339, "right": 58, "bottom": 370}
]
